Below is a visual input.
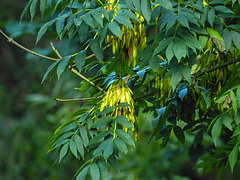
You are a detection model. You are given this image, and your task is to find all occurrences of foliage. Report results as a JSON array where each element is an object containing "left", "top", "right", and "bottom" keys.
[{"left": 13, "top": 0, "right": 240, "bottom": 179}]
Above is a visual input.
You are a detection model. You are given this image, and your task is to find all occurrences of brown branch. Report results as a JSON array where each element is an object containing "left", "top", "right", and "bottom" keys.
[
  {"left": 53, "top": 97, "right": 100, "bottom": 102},
  {"left": 50, "top": 42, "right": 104, "bottom": 92},
  {"left": 0, "top": 29, "right": 59, "bottom": 61},
  {"left": 195, "top": 58, "right": 240, "bottom": 78}
]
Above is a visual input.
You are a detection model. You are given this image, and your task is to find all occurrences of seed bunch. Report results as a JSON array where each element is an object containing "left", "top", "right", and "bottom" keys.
[
  {"left": 105, "top": 0, "right": 147, "bottom": 67},
  {"left": 100, "top": 80, "right": 138, "bottom": 140}
]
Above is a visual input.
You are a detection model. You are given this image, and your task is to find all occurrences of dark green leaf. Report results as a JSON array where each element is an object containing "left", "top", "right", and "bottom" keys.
[
  {"left": 80, "top": 126, "right": 89, "bottom": 147},
  {"left": 30, "top": 0, "right": 38, "bottom": 21},
  {"left": 117, "top": 103, "right": 133, "bottom": 108},
  {"left": 101, "top": 107, "right": 115, "bottom": 114},
  {"left": 214, "top": 6, "right": 233, "bottom": 14},
  {"left": 232, "top": 124, "right": 240, "bottom": 137},
  {"left": 40, "top": 0, "right": 47, "bottom": 18},
  {"left": 170, "top": 69, "right": 182, "bottom": 91},
  {"left": 178, "top": 13, "right": 189, "bottom": 29},
  {"left": 116, "top": 115, "right": 134, "bottom": 128},
  {"left": 114, "top": 138, "right": 128, "bottom": 154},
  {"left": 82, "top": 13, "right": 94, "bottom": 28},
  {"left": 41, "top": 60, "right": 60, "bottom": 83},
  {"left": 153, "top": 37, "right": 172, "bottom": 57},
  {"left": 181, "top": 65, "right": 191, "bottom": 84},
  {"left": 74, "top": 134, "right": 84, "bottom": 158},
  {"left": 98, "top": 7, "right": 109, "bottom": 20},
  {"left": 166, "top": 15, "right": 177, "bottom": 32},
  {"left": 193, "top": 130, "right": 203, "bottom": 148},
  {"left": 20, "top": 0, "right": 32, "bottom": 22},
  {"left": 222, "top": 114, "right": 233, "bottom": 131},
  {"left": 149, "top": 55, "right": 160, "bottom": 72},
  {"left": 211, "top": 117, "right": 222, "bottom": 146},
  {"left": 90, "top": 163, "right": 100, "bottom": 180},
  {"left": 166, "top": 41, "right": 174, "bottom": 62},
  {"left": 56, "top": 18, "right": 65, "bottom": 36},
  {"left": 90, "top": 9, "right": 103, "bottom": 27},
  {"left": 114, "top": 15, "right": 134, "bottom": 30},
  {"left": 97, "top": 159, "right": 108, "bottom": 180},
  {"left": 57, "top": 56, "right": 71, "bottom": 79},
  {"left": 229, "top": 147, "right": 238, "bottom": 173},
  {"left": 116, "top": 129, "right": 135, "bottom": 147},
  {"left": 37, "top": 20, "right": 55, "bottom": 43},
  {"left": 208, "top": 9, "right": 215, "bottom": 27},
  {"left": 222, "top": 28, "right": 232, "bottom": 51},
  {"left": 173, "top": 40, "right": 186, "bottom": 62},
  {"left": 230, "top": 90, "right": 237, "bottom": 115},
  {"left": 117, "top": 9, "right": 140, "bottom": 23},
  {"left": 90, "top": 39, "right": 103, "bottom": 61},
  {"left": 88, "top": 131, "right": 111, "bottom": 145},
  {"left": 141, "top": 0, "right": 151, "bottom": 22},
  {"left": 93, "top": 116, "right": 113, "bottom": 128},
  {"left": 103, "top": 140, "right": 113, "bottom": 160},
  {"left": 93, "top": 139, "right": 111, "bottom": 158},
  {"left": 59, "top": 142, "right": 69, "bottom": 162},
  {"left": 157, "top": 0, "right": 173, "bottom": 11},
  {"left": 76, "top": 166, "right": 90, "bottom": 180},
  {"left": 75, "top": 50, "right": 86, "bottom": 72},
  {"left": 231, "top": 31, "right": 240, "bottom": 49},
  {"left": 70, "top": 140, "right": 78, "bottom": 158},
  {"left": 173, "top": 126, "right": 185, "bottom": 143},
  {"left": 108, "top": 21, "right": 122, "bottom": 39}
]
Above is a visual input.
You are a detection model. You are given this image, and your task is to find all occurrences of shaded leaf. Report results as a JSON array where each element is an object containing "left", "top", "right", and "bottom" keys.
[
  {"left": 108, "top": 21, "right": 122, "bottom": 39},
  {"left": 116, "top": 115, "right": 134, "bottom": 128},
  {"left": 208, "top": 9, "right": 215, "bottom": 27},
  {"left": 70, "top": 140, "right": 78, "bottom": 158},
  {"left": 141, "top": 0, "right": 151, "bottom": 22},
  {"left": 76, "top": 166, "right": 90, "bottom": 180},
  {"left": 211, "top": 117, "right": 222, "bottom": 146},
  {"left": 41, "top": 60, "right": 60, "bottom": 83},
  {"left": 114, "top": 15, "right": 134, "bottom": 30},
  {"left": 90, "top": 39, "right": 103, "bottom": 61},
  {"left": 75, "top": 50, "right": 86, "bottom": 72},
  {"left": 229, "top": 147, "right": 238, "bottom": 173},
  {"left": 103, "top": 140, "right": 113, "bottom": 160},
  {"left": 59, "top": 142, "right": 69, "bottom": 162},
  {"left": 173, "top": 126, "right": 185, "bottom": 143},
  {"left": 116, "top": 129, "right": 135, "bottom": 147},
  {"left": 74, "top": 134, "right": 84, "bottom": 158},
  {"left": 90, "top": 163, "right": 100, "bottom": 180},
  {"left": 57, "top": 56, "right": 71, "bottom": 79},
  {"left": 114, "top": 138, "right": 128, "bottom": 154}
]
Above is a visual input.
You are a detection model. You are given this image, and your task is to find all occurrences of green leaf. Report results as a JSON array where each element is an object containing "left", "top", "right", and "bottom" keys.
[
  {"left": 98, "top": 7, "right": 109, "bottom": 20},
  {"left": 59, "top": 142, "right": 69, "bottom": 162},
  {"left": 117, "top": 103, "right": 133, "bottom": 108},
  {"left": 173, "top": 126, "right": 185, "bottom": 143},
  {"left": 90, "top": 9, "right": 103, "bottom": 27},
  {"left": 229, "top": 147, "right": 238, "bottom": 173},
  {"left": 207, "top": 27, "right": 224, "bottom": 41},
  {"left": 114, "top": 138, "right": 128, "bottom": 154},
  {"left": 231, "top": 31, "right": 240, "bottom": 49},
  {"left": 108, "top": 21, "right": 122, "bottom": 39},
  {"left": 166, "top": 41, "right": 174, "bottom": 62},
  {"left": 37, "top": 20, "right": 55, "bottom": 43},
  {"left": 208, "top": 9, "right": 215, "bottom": 27},
  {"left": 90, "top": 163, "right": 100, "bottom": 180},
  {"left": 116, "top": 9, "right": 140, "bottom": 23},
  {"left": 56, "top": 18, "right": 65, "bottom": 36},
  {"left": 214, "top": 5, "right": 233, "bottom": 14},
  {"left": 93, "top": 139, "right": 111, "bottom": 158},
  {"left": 30, "top": 0, "right": 38, "bottom": 21},
  {"left": 97, "top": 159, "right": 108, "bottom": 180},
  {"left": 173, "top": 40, "right": 186, "bottom": 62},
  {"left": 74, "top": 134, "right": 84, "bottom": 158},
  {"left": 232, "top": 124, "right": 240, "bottom": 137},
  {"left": 80, "top": 126, "right": 89, "bottom": 147},
  {"left": 222, "top": 114, "right": 233, "bottom": 131},
  {"left": 57, "top": 56, "right": 71, "bottom": 79},
  {"left": 230, "top": 90, "right": 238, "bottom": 115},
  {"left": 41, "top": 60, "right": 60, "bottom": 83},
  {"left": 20, "top": 0, "right": 32, "bottom": 22},
  {"left": 90, "top": 39, "right": 103, "bottom": 61},
  {"left": 82, "top": 13, "right": 94, "bottom": 28},
  {"left": 170, "top": 69, "right": 182, "bottom": 91},
  {"left": 149, "top": 55, "right": 160, "bottom": 72},
  {"left": 157, "top": 0, "right": 173, "bottom": 11},
  {"left": 211, "top": 117, "right": 222, "bottom": 146},
  {"left": 88, "top": 131, "right": 111, "bottom": 145},
  {"left": 181, "top": 65, "right": 191, "bottom": 84},
  {"left": 93, "top": 116, "right": 113, "bottom": 128},
  {"left": 166, "top": 15, "right": 177, "bottom": 32},
  {"left": 40, "top": 0, "right": 47, "bottom": 18},
  {"left": 178, "top": 13, "right": 189, "bottom": 29},
  {"left": 116, "top": 129, "right": 135, "bottom": 147},
  {"left": 76, "top": 166, "right": 90, "bottom": 180},
  {"left": 114, "top": 15, "right": 134, "bottom": 30},
  {"left": 153, "top": 37, "right": 172, "bottom": 57},
  {"left": 141, "top": 0, "right": 151, "bottom": 22},
  {"left": 116, "top": 115, "right": 134, "bottom": 128},
  {"left": 70, "top": 140, "right": 78, "bottom": 158},
  {"left": 237, "top": 88, "right": 240, "bottom": 105},
  {"left": 222, "top": 28, "right": 232, "bottom": 51},
  {"left": 103, "top": 140, "right": 113, "bottom": 160},
  {"left": 75, "top": 50, "right": 86, "bottom": 72}
]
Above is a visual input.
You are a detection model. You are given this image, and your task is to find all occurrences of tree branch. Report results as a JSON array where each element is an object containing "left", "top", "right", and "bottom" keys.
[
  {"left": 53, "top": 97, "right": 100, "bottom": 102},
  {"left": 0, "top": 29, "right": 59, "bottom": 61},
  {"left": 0, "top": 29, "right": 104, "bottom": 92},
  {"left": 195, "top": 58, "right": 240, "bottom": 78}
]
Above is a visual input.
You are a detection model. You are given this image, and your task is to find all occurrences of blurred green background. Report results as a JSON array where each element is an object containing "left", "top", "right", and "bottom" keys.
[{"left": 0, "top": 1, "right": 239, "bottom": 179}]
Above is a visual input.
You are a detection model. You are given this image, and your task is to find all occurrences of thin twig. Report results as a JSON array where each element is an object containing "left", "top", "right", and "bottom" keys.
[
  {"left": 53, "top": 97, "right": 100, "bottom": 102},
  {"left": 50, "top": 42, "right": 104, "bottom": 92},
  {"left": 0, "top": 29, "right": 59, "bottom": 61}
]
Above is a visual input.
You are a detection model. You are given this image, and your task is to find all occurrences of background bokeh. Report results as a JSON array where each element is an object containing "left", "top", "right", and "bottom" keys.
[{"left": 0, "top": 1, "right": 239, "bottom": 179}]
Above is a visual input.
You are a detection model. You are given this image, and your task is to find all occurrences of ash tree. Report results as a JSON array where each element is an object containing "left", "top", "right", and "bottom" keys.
[{"left": 1, "top": 0, "right": 240, "bottom": 179}]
